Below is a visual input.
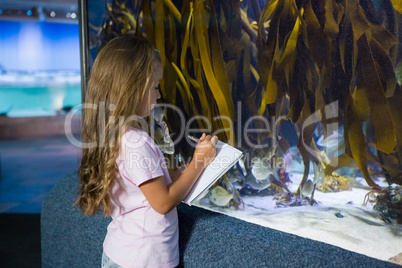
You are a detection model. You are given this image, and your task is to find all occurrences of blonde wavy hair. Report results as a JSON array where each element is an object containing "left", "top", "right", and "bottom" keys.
[{"left": 76, "top": 35, "right": 160, "bottom": 216}]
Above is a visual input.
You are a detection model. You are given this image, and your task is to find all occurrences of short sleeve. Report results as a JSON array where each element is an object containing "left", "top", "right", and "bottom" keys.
[{"left": 119, "top": 129, "right": 165, "bottom": 186}]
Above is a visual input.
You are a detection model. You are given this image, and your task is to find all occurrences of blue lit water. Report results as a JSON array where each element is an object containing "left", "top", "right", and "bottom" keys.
[
  {"left": 0, "top": 20, "right": 81, "bottom": 117},
  {"left": 0, "top": 71, "right": 81, "bottom": 117}
]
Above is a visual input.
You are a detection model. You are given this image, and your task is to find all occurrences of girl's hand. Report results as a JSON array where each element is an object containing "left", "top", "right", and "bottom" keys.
[
  {"left": 192, "top": 133, "right": 218, "bottom": 169},
  {"left": 139, "top": 133, "right": 217, "bottom": 215}
]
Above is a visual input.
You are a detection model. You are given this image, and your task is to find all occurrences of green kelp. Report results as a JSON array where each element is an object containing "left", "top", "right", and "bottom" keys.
[
  {"left": 96, "top": 0, "right": 401, "bottom": 213},
  {"left": 257, "top": 0, "right": 401, "bottom": 195}
]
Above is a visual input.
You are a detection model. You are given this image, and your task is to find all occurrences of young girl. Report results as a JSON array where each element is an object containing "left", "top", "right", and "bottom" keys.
[{"left": 75, "top": 35, "right": 218, "bottom": 268}]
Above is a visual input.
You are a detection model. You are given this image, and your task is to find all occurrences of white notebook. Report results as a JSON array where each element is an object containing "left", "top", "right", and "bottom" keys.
[{"left": 183, "top": 140, "right": 243, "bottom": 206}]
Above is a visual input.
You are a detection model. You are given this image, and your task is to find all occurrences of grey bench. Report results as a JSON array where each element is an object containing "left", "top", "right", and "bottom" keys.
[{"left": 41, "top": 172, "right": 398, "bottom": 267}]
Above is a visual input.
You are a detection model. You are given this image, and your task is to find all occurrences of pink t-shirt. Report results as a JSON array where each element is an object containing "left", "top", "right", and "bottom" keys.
[{"left": 103, "top": 128, "right": 180, "bottom": 268}]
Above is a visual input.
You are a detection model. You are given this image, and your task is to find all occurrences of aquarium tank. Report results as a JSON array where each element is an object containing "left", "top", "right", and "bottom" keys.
[
  {"left": 0, "top": 6, "right": 81, "bottom": 117},
  {"left": 81, "top": 0, "right": 402, "bottom": 228}
]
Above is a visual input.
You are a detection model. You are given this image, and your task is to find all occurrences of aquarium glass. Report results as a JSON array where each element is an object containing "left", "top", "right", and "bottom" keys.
[
  {"left": 0, "top": 20, "right": 81, "bottom": 117},
  {"left": 83, "top": 0, "right": 402, "bottom": 261}
]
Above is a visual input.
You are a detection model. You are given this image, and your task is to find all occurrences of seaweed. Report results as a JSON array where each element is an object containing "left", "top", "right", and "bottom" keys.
[{"left": 95, "top": 0, "right": 401, "bottom": 211}]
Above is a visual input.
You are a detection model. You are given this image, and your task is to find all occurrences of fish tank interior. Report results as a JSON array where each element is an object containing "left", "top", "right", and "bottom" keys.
[
  {"left": 0, "top": 4, "right": 81, "bottom": 118},
  {"left": 82, "top": 0, "right": 402, "bottom": 261}
]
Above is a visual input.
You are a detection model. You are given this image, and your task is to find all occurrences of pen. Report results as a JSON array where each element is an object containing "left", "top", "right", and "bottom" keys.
[{"left": 187, "top": 135, "right": 202, "bottom": 143}]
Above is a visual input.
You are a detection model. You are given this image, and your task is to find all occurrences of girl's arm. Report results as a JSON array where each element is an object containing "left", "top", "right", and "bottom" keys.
[
  {"left": 139, "top": 133, "right": 218, "bottom": 215},
  {"left": 169, "top": 164, "right": 187, "bottom": 183}
]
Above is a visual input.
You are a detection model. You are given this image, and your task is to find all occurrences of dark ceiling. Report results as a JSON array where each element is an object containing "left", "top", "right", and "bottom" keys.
[
  {"left": 0, "top": 0, "right": 78, "bottom": 22},
  {"left": 0, "top": 0, "right": 78, "bottom": 10}
]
